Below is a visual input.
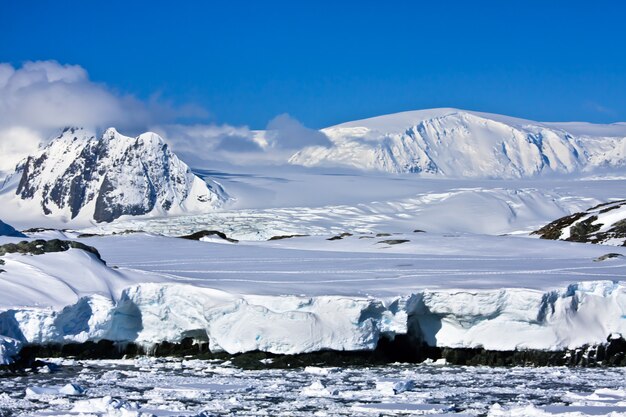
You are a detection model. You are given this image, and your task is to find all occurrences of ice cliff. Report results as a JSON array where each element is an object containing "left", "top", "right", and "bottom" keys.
[{"left": 0, "top": 248, "right": 624, "bottom": 364}]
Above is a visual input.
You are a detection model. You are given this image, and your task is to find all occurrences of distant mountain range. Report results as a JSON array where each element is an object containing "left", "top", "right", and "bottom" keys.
[
  {"left": 0, "top": 127, "right": 226, "bottom": 223},
  {"left": 290, "top": 108, "right": 626, "bottom": 178},
  {"left": 1, "top": 108, "right": 626, "bottom": 225}
]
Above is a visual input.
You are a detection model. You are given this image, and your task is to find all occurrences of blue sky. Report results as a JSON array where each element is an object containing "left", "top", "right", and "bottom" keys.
[{"left": 2, "top": 0, "right": 626, "bottom": 128}]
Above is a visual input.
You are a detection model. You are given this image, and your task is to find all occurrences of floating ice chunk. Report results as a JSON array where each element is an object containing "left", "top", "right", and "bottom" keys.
[
  {"left": 376, "top": 379, "right": 416, "bottom": 396},
  {"left": 488, "top": 402, "right": 626, "bottom": 416},
  {"left": 59, "top": 383, "right": 85, "bottom": 395},
  {"left": 563, "top": 387, "right": 626, "bottom": 408},
  {"left": 0, "top": 336, "right": 21, "bottom": 365},
  {"left": 421, "top": 358, "right": 448, "bottom": 366},
  {"left": 301, "top": 380, "right": 338, "bottom": 397},
  {"left": 304, "top": 366, "right": 339, "bottom": 375},
  {"left": 25, "top": 383, "right": 84, "bottom": 397},
  {"left": 71, "top": 395, "right": 145, "bottom": 415},
  {"left": 352, "top": 401, "right": 452, "bottom": 414}
]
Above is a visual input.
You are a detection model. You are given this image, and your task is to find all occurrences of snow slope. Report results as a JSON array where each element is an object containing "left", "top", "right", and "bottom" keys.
[
  {"left": 0, "top": 127, "right": 226, "bottom": 225},
  {"left": 290, "top": 108, "right": 626, "bottom": 178},
  {"left": 81, "top": 179, "right": 608, "bottom": 241}
]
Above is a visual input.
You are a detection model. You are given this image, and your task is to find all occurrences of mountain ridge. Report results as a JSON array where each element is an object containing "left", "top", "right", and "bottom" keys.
[
  {"left": 1, "top": 127, "right": 226, "bottom": 223},
  {"left": 290, "top": 108, "right": 626, "bottom": 178}
]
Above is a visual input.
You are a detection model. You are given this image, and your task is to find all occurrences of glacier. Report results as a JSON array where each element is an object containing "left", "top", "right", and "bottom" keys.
[
  {"left": 4, "top": 278, "right": 625, "bottom": 357},
  {"left": 1, "top": 233, "right": 625, "bottom": 364}
]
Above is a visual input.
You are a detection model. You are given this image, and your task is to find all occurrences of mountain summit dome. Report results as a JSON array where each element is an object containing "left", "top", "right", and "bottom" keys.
[{"left": 290, "top": 108, "right": 626, "bottom": 178}]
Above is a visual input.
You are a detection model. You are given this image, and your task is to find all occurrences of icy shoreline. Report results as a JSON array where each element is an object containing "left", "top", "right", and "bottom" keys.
[
  {"left": 2, "top": 280, "right": 625, "bottom": 367},
  {"left": 1, "top": 231, "right": 625, "bottom": 367}
]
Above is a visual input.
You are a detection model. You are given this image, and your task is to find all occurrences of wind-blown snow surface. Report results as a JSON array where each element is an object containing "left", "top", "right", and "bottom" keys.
[
  {"left": 290, "top": 108, "right": 626, "bottom": 177},
  {"left": 78, "top": 173, "right": 625, "bottom": 240},
  {"left": 0, "top": 127, "right": 225, "bottom": 225},
  {"left": 1, "top": 232, "right": 625, "bottom": 362}
]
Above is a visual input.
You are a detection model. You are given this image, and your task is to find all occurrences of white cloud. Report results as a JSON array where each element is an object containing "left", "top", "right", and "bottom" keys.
[
  {"left": 155, "top": 115, "right": 331, "bottom": 167},
  {"left": 0, "top": 61, "right": 145, "bottom": 131},
  {"left": 265, "top": 113, "right": 332, "bottom": 149},
  {"left": 0, "top": 60, "right": 206, "bottom": 175},
  {"left": 152, "top": 123, "right": 265, "bottom": 166},
  {"left": 0, "top": 61, "right": 331, "bottom": 175},
  {"left": 0, "top": 126, "right": 42, "bottom": 173}
]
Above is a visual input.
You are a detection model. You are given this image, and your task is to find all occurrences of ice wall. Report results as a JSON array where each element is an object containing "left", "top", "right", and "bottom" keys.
[{"left": 1, "top": 281, "right": 625, "bottom": 364}]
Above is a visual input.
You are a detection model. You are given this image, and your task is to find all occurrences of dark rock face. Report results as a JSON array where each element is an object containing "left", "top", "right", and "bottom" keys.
[
  {"left": 180, "top": 230, "right": 238, "bottom": 243},
  {"left": 327, "top": 232, "right": 353, "bottom": 241},
  {"left": 532, "top": 212, "right": 586, "bottom": 240},
  {"left": 10, "top": 127, "right": 224, "bottom": 223},
  {"left": 378, "top": 239, "right": 410, "bottom": 245},
  {"left": 0, "top": 239, "right": 103, "bottom": 262},
  {"left": 594, "top": 253, "right": 624, "bottom": 262},
  {"left": 93, "top": 173, "right": 157, "bottom": 223},
  {"left": 532, "top": 200, "right": 626, "bottom": 245},
  {"left": 568, "top": 215, "right": 602, "bottom": 242},
  {"left": 8, "top": 334, "right": 626, "bottom": 371},
  {"left": 267, "top": 234, "right": 309, "bottom": 241}
]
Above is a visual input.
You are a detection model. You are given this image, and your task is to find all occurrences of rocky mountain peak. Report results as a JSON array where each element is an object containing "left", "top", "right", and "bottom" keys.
[{"left": 9, "top": 127, "right": 226, "bottom": 223}]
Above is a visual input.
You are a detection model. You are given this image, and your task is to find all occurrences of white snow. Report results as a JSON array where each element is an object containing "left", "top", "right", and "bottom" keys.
[
  {"left": 290, "top": 108, "right": 626, "bottom": 178},
  {"left": 76, "top": 184, "right": 603, "bottom": 240}
]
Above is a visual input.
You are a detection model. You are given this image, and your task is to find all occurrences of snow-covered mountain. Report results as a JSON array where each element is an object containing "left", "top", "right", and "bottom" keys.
[
  {"left": 289, "top": 108, "right": 626, "bottom": 178},
  {"left": 1, "top": 127, "right": 226, "bottom": 223},
  {"left": 533, "top": 199, "right": 626, "bottom": 246}
]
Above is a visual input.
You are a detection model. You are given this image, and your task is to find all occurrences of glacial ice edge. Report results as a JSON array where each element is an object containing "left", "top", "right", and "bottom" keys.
[{"left": 1, "top": 280, "right": 625, "bottom": 364}]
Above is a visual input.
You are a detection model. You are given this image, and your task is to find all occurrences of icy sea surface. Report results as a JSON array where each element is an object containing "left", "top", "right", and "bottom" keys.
[{"left": 1, "top": 358, "right": 626, "bottom": 416}]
